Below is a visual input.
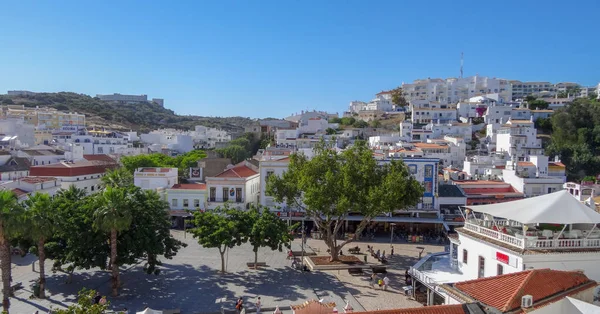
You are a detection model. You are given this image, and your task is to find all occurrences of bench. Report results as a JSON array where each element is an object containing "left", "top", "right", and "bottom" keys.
[
  {"left": 371, "top": 266, "right": 387, "bottom": 274},
  {"left": 10, "top": 282, "right": 22, "bottom": 293},
  {"left": 246, "top": 262, "right": 267, "bottom": 268},
  {"left": 348, "top": 268, "right": 363, "bottom": 275},
  {"left": 348, "top": 247, "right": 361, "bottom": 254}
]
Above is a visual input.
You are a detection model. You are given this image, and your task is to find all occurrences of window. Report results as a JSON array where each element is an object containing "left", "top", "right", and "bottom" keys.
[
  {"left": 478, "top": 256, "right": 485, "bottom": 278},
  {"left": 210, "top": 187, "right": 216, "bottom": 202},
  {"left": 266, "top": 170, "right": 274, "bottom": 179},
  {"left": 222, "top": 187, "right": 229, "bottom": 201},
  {"left": 409, "top": 165, "right": 417, "bottom": 174},
  {"left": 497, "top": 264, "right": 504, "bottom": 276},
  {"left": 194, "top": 199, "right": 200, "bottom": 208},
  {"left": 236, "top": 188, "right": 242, "bottom": 203},
  {"left": 183, "top": 199, "right": 189, "bottom": 207},
  {"left": 462, "top": 249, "right": 468, "bottom": 264},
  {"left": 172, "top": 199, "right": 178, "bottom": 207},
  {"left": 91, "top": 186, "right": 95, "bottom": 191},
  {"left": 424, "top": 165, "right": 433, "bottom": 178}
]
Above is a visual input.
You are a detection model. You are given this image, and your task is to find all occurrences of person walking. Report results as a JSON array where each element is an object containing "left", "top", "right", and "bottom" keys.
[
  {"left": 390, "top": 246, "right": 394, "bottom": 256},
  {"left": 383, "top": 276, "right": 390, "bottom": 291},
  {"left": 255, "top": 296, "right": 262, "bottom": 314},
  {"left": 236, "top": 297, "right": 244, "bottom": 313}
]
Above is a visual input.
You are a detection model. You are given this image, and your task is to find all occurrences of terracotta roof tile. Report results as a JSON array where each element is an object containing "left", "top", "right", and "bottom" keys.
[
  {"left": 355, "top": 304, "right": 471, "bottom": 314},
  {"left": 20, "top": 177, "right": 57, "bottom": 184},
  {"left": 517, "top": 161, "right": 534, "bottom": 167},
  {"left": 548, "top": 162, "right": 565, "bottom": 168},
  {"left": 83, "top": 154, "right": 116, "bottom": 163},
  {"left": 11, "top": 188, "right": 28, "bottom": 198},
  {"left": 214, "top": 163, "right": 258, "bottom": 178},
  {"left": 170, "top": 183, "right": 206, "bottom": 190},
  {"left": 452, "top": 269, "right": 595, "bottom": 312}
]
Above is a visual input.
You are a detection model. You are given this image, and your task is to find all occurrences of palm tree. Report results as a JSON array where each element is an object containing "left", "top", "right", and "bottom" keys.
[
  {"left": 0, "top": 190, "right": 23, "bottom": 313},
  {"left": 24, "top": 193, "right": 55, "bottom": 299},
  {"left": 101, "top": 168, "right": 133, "bottom": 189},
  {"left": 93, "top": 187, "right": 132, "bottom": 297}
]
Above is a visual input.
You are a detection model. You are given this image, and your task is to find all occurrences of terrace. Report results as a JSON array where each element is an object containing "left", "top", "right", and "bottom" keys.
[{"left": 461, "top": 190, "right": 600, "bottom": 251}]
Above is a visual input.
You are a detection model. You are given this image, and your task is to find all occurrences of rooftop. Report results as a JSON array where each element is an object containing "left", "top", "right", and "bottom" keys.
[
  {"left": 443, "top": 269, "right": 596, "bottom": 313},
  {"left": 170, "top": 183, "right": 206, "bottom": 190},
  {"left": 137, "top": 168, "right": 175, "bottom": 173},
  {"left": 19, "top": 177, "right": 57, "bottom": 184},
  {"left": 438, "top": 184, "right": 467, "bottom": 198},
  {"left": 213, "top": 162, "right": 258, "bottom": 178}
]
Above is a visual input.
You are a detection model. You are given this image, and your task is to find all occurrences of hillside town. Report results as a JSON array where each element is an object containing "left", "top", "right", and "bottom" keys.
[{"left": 2, "top": 76, "right": 600, "bottom": 314}]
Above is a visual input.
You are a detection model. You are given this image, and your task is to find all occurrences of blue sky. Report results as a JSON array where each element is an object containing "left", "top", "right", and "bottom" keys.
[{"left": 0, "top": 1, "right": 598, "bottom": 119}]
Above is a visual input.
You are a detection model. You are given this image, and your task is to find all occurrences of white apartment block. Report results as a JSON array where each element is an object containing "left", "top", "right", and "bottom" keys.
[
  {"left": 96, "top": 93, "right": 148, "bottom": 102},
  {"left": 0, "top": 176, "right": 61, "bottom": 200},
  {"left": 462, "top": 154, "right": 508, "bottom": 179},
  {"left": 71, "top": 130, "right": 132, "bottom": 155},
  {"left": 502, "top": 155, "right": 566, "bottom": 197},
  {"left": 140, "top": 129, "right": 194, "bottom": 154},
  {"left": 285, "top": 110, "right": 338, "bottom": 126},
  {"left": 423, "top": 122, "right": 472, "bottom": 141},
  {"left": 0, "top": 118, "right": 35, "bottom": 147},
  {"left": 7, "top": 90, "right": 37, "bottom": 96},
  {"left": 191, "top": 125, "right": 231, "bottom": 149},
  {"left": 206, "top": 161, "right": 260, "bottom": 211},
  {"left": 411, "top": 107, "right": 457, "bottom": 124},
  {"left": 4, "top": 106, "right": 85, "bottom": 130},
  {"left": 402, "top": 75, "right": 512, "bottom": 104},
  {"left": 496, "top": 118, "right": 543, "bottom": 161},
  {"left": 298, "top": 118, "right": 338, "bottom": 134},
  {"left": 510, "top": 81, "right": 554, "bottom": 99},
  {"left": 166, "top": 183, "right": 207, "bottom": 211},
  {"left": 134, "top": 167, "right": 179, "bottom": 191},
  {"left": 258, "top": 148, "right": 293, "bottom": 209}
]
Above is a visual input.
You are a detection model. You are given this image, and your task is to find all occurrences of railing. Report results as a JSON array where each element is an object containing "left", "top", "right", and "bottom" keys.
[
  {"left": 208, "top": 197, "right": 244, "bottom": 203},
  {"left": 463, "top": 222, "right": 600, "bottom": 250},
  {"left": 410, "top": 252, "right": 450, "bottom": 290}
]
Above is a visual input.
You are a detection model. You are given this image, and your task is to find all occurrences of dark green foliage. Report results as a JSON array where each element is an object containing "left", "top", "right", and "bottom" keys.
[
  {"left": 325, "top": 128, "right": 337, "bottom": 135},
  {"left": 391, "top": 86, "right": 409, "bottom": 107},
  {"left": 528, "top": 99, "right": 549, "bottom": 110},
  {"left": 215, "top": 132, "right": 262, "bottom": 163},
  {"left": 120, "top": 150, "right": 207, "bottom": 178},
  {"left": 53, "top": 288, "right": 109, "bottom": 314},
  {"left": 547, "top": 98, "right": 600, "bottom": 181},
  {"left": 535, "top": 117, "right": 553, "bottom": 133}
]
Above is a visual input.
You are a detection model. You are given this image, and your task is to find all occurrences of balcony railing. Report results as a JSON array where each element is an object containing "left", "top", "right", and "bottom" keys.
[
  {"left": 463, "top": 222, "right": 600, "bottom": 250},
  {"left": 208, "top": 197, "right": 244, "bottom": 203}
]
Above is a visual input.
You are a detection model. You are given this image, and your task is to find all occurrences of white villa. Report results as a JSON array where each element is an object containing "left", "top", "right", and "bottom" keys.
[{"left": 409, "top": 190, "right": 600, "bottom": 306}]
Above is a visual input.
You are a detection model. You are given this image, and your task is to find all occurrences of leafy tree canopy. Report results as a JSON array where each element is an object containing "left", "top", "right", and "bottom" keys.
[
  {"left": 547, "top": 98, "right": 600, "bottom": 181},
  {"left": 391, "top": 86, "right": 409, "bottom": 107},
  {"left": 53, "top": 288, "right": 110, "bottom": 314},
  {"left": 266, "top": 140, "right": 424, "bottom": 260},
  {"left": 121, "top": 150, "right": 207, "bottom": 178},
  {"left": 244, "top": 206, "right": 296, "bottom": 268}
]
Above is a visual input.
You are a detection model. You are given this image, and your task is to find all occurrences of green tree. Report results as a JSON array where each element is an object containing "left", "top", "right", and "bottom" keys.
[
  {"left": 53, "top": 288, "right": 109, "bottom": 314},
  {"left": 391, "top": 86, "right": 409, "bottom": 107},
  {"left": 370, "top": 120, "right": 382, "bottom": 128},
  {"left": 23, "top": 193, "right": 55, "bottom": 299},
  {"left": 528, "top": 99, "right": 549, "bottom": 110},
  {"left": 325, "top": 128, "right": 337, "bottom": 135},
  {"left": 245, "top": 207, "right": 295, "bottom": 269},
  {"left": 340, "top": 117, "right": 356, "bottom": 126},
  {"left": 190, "top": 205, "right": 247, "bottom": 273},
  {"left": 0, "top": 190, "right": 22, "bottom": 312},
  {"left": 267, "top": 140, "right": 423, "bottom": 261},
  {"left": 101, "top": 168, "right": 133, "bottom": 188},
  {"left": 216, "top": 145, "right": 247, "bottom": 164},
  {"left": 352, "top": 120, "right": 369, "bottom": 128},
  {"left": 93, "top": 187, "right": 132, "bottom": 296}
]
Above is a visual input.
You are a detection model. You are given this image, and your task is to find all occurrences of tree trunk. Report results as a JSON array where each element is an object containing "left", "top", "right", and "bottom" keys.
[
  {"left": 38, "top": 238, "right": 46, "bottom": 299},
  {"left": 110, "top": 228, "right": 119, "bottom": 297},
  {"left": 219, "top": 249, "right": 226, "bottom": 274},
  {"left": 254, "top": 249, "right": 258, "bottom": 270},
  {"left": 0, "top": 230, "right": 11, "bottom": 313}
]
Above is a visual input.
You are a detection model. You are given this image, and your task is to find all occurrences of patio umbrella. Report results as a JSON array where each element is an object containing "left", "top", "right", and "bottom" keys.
[{"left": 136, "top": 308, "right": 163, "bottom": 314}]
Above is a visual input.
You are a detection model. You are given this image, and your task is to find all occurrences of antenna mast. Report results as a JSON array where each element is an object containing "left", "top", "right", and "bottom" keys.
[{"left": 460, "top": 52, "right": 464, "bottom": 78}]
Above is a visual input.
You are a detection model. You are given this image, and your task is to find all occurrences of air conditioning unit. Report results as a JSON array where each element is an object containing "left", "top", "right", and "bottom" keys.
[{"left": 521, "top": 295, "right": 533, "bottom": 308}]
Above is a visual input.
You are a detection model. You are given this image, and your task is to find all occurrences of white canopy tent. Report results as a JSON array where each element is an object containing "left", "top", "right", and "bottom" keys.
[
  {"left": 136, "top": 309, "right": 163, "bottom": 314},
  {"left": 465, "top": 190, "right": 600, "bottom": 225}
]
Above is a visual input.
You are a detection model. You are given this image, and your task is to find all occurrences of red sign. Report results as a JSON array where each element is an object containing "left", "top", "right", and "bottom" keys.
[{"left": 496, "top": 252, "right": 509, "bottom": 264}]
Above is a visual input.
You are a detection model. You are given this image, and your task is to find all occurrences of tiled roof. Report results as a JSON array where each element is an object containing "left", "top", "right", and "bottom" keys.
[
  {"left": 414, "top": 143, "right": 449, "bottom": 149},
  {"left": 83, "top": 154, "right": 116, "bottom": 163},
  {"left": 548, "top": 162, "right": 565, "bottom": 168},
  {"left": 170, "top": 183, "right": 206, "bottom": 190},
  {"left": 11, "top": 188, "right": 28, "bottom": 198},
  {"left": 20, "top": 177, "right": 56, "bottom": 184},
  {"left": 0, "top": 157, "right": 31, "bottom": 172},
  {"left": 354, "top": 304, "right": 479, "bottom": 314},
  {"left": 214, "top": 163, "right": 258, "bottom": 178},
  {"left": 29, "top": 160, "right": 118, "bottom": 177},
  {"left": 509, "top": 120, "right": 533, "bottom": 124},
  {"left": 517, "top": 161, "right": 534, "bottom": 167},
  {"left": 454, "top": 180, "right": 507, "bottom": 185},
  {"left": 450, "top": 269, "right": 595, "bottom": 312}
]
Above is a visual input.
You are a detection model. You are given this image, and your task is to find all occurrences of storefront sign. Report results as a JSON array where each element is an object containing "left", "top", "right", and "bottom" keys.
[
  {"left": 566, "top": 183, "right": 577, "bottom": 188},
  {"left": 496, "top": 252, "right": 509, "bottom": 264}
]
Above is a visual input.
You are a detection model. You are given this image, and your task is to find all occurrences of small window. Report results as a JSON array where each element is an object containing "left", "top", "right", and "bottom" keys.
[
  {"left": 497, "top": 264, "right": 504, "bottom": 276},
  {"left": 172, "top": 199, "right": 178, "bottom": 207},
  {"left": 462, "top": 249, "right": 468, "bottom": 264},
  {"left": 183, "top": 199, "right": 189, "bottom": 207},
  {"left": 194, "top": 199, "right": 200, "bottom": 208},
  {"left": 478, "top": 256, "right": 485, "bottom": 278},
  {"left": 91, "top": 186, "right": 95, "bottom": 191}
]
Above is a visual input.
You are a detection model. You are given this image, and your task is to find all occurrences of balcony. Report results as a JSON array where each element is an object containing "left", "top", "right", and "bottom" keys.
[
  {"left": 462, "top": 221, "right": 600, "bottom": 250},
  {"left": 208, "top": 197, "right": 244, "bottom": 203}
]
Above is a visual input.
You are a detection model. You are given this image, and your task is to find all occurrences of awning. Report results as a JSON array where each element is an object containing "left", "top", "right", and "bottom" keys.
[{"left": 466, "top": 190, "right": 600, "bottom": 225}]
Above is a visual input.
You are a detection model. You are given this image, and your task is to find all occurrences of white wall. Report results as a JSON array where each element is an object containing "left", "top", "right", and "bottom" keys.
[
  {"left": 457, "top": 233, "right": 524, "bottom": 280},
  {"left": 523, "top": 253, "right": 600, "bottom": 282},
  {"left": 167, "top": 190, "right": 206, "bottom": 210}
]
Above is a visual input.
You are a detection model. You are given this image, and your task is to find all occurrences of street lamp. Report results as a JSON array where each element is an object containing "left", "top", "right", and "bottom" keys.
[{"left": 390, "top": 223, "right": 396, "bottom": 248}]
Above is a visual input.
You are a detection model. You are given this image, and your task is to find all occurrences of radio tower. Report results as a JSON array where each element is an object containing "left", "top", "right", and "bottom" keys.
[{"left": 460, "top": 52, "right": 464, "bottom": 78}]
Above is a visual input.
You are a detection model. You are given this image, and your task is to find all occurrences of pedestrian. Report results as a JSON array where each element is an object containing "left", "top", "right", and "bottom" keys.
[
  {"left": 378, "top": 278, "right": 384, "bottom": 289},
  {"left": 363, "top": 254, "right": 367, "bottom": 263},
  {"left": 236, "top": 297, "right": 244, "bottom": 313},
  {"left": 370, "top": 273, "right": 377, "bottom": 289},
  {"left": 405, "top": 269, "right": 410, "bottom": 283},
  {"left": 390, "top": 246, "right": 394, "bottom": 256},
  {"left": 383, "top": 276, "right": 390, "bottom": 291},
  {"left": 376, "top": 249, "right": 380, "bottom": 258},
  {"left": 382, "top": 250, "right": 386, "bottom": 258},
  {"left": 255, "top": 296, "right": 262, "bottom": 314}
]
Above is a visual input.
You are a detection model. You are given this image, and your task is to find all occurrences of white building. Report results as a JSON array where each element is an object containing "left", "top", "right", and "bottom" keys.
[
  {"left": 96, "top": 93, "right": 148, "bottom": 102},
  {"left": 462, "top": 154, "right": 508, "bottom": 179},
  {"left": 409, "top": 191, "right": 600, "bottom": 306},
  {"left": 0, "top": 118, "right": 35, "bottom": 148},
  {"left": 191, "top": 126, "right": 231, "bottom": 149},
  {"left": 298, "top": 118, "right": 338, "bottom": 134},
  {"left": 423, "top": 122, "right": 472, "bottom": 141},
  {"left": 17, "top": 145, "right": 66, "bottom": 166},
  {"left": 71, "top": 130, "right": 132, "bottom": 155},
  {"left": 28, "top": 155, "right": 118, "bottom": 194},
  {"left": 206, "top": 161, "right": 260, "bottom": 210},
  {"left": 502, "top": 155, "right": 566, "bottom": 197},
  {"left": 165, "top": 183, "right": 207, "bottom": 211},
  {"left": 134, "top": 168, "right": 179, "bottom": 190},
  {"left": 496, "top": 118, "right": 543, "bottom": 161},
  {"left": 510, "top": 81, "right": 554, "bottom": 99},
  {"left": 285, "top": 110, "right": 338, "bottom": 126},
  {"left": 0, "top": 155, "right": 30, "bottom": 181},
  {"left": 411, "top": 107, "right": 457, "bottom": 124},
  {"left": 258, "top": 148, "right": 293, "bottom": 209},
  {"left": 402, "top": 76, "right": 512, "bottom": 104},
  {"left": 140, "top": 129, "right": 194, "bottom": 154},
  {"left": 0, "top": 176, "right": 61, "bottom": 200}
]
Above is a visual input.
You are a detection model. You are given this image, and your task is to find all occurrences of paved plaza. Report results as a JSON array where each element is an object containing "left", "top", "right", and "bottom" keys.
[{"left": 3, "top": 230, "right": 445, "bottom": 313}]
